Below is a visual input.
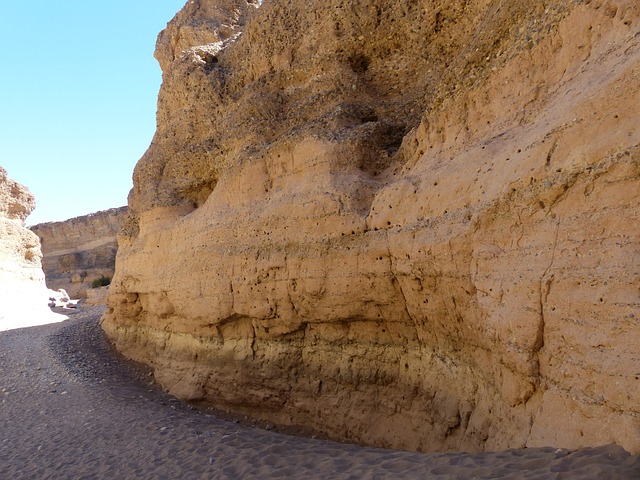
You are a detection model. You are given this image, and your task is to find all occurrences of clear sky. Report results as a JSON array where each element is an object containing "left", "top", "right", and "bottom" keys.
[{"left": 0, "top": 1, "right": 186, "bottom": 225}]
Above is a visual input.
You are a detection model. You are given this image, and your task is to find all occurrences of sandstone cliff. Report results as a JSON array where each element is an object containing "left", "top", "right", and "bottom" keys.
[
  {"left": 31, "top": 207, "right": 127, "bottom": 299},
  {"left": 0, "top": 167, "right": 61, "bottom": 329},
  {"left": 103, "top": 0, "right": 640, "bottom": 453}
]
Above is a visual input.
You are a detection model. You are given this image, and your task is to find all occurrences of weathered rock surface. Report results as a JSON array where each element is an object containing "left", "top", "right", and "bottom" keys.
[
  {"left": 0, "top": 167, "right": 62, "bottom": 329},
  {"left": 103, "top": 0, "right": 640, "bottom": 453},
  {"left": 31, "top": 207, "right": 127, "bottom": 299}
]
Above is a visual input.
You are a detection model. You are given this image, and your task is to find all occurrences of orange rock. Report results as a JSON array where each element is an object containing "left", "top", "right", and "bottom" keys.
[{"left": 103, "top": 0, "right": 640, "bottom": 453}]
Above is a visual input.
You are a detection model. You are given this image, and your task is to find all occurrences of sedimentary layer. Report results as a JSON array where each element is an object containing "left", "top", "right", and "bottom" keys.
[
  {"left": 32, "top": 207, "right": 127, "bottom": 298},
  {"left": 103, "top": 0, "right": 640, "bottom": 453}
]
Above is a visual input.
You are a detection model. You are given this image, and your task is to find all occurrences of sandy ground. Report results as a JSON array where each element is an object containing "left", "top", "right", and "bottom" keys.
[
  {"left": 0, "top": 307, "right": 638, "bottom": 479},
  {"left": 0, "top": 290, "right": 69, "bottom": 333}
]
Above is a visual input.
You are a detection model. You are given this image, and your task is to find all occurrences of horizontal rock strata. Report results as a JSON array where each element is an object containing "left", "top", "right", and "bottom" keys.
[
  {"left": 31, "top": 207, "right": 127, "bottom": 299},
  {"left": 103, "top": 0, "right": 640, "bottom": 453}
]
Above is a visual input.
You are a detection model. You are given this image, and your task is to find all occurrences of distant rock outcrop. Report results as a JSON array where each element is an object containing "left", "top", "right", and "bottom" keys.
[
  {"left": 0, "top": 167, "right": 63, "bottom": 329},
  {"left": 31, "top": 207, "right": 127, "bottom": 299},
  {"left": 84, "top": 285, "right": 109, "bottom": 306},
  {"left": 103, "top": 0, "right": 640, "bottom": 453}
]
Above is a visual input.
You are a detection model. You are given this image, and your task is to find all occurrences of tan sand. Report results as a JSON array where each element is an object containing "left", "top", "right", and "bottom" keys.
[{"left": 0, "top": 306, "right": 638, "bottom": 479}]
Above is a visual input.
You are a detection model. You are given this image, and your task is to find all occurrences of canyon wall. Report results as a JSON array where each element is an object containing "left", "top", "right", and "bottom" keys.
[
  {"left": 102, "top": 0, "right": 640, "bottom": 453},
  {"left": 31, "top": 207, "right": 127, "bottom": 299},
  {"left": 0, "top": 167, "right": 59, "bottom": 328}
]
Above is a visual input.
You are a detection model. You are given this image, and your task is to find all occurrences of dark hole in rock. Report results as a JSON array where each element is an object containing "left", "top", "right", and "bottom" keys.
[{"left": 348, "top": 54, "right": 370, "bottom": 73}]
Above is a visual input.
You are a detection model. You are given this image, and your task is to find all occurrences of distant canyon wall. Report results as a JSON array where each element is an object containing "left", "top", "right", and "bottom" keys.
[
  {"left": 0, "top": 167, "right": 55, "bottom": 326},
  {"left": 103, "top": 0, "right": 640, "bottom": 453},
  {"left": 32, "top": 207, "right": 127, "bottom": 299}
]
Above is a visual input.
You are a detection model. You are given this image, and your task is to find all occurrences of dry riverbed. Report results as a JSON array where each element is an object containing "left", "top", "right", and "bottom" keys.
[{"left": 0, "top": 306, "right": 638, "bottom": 479}]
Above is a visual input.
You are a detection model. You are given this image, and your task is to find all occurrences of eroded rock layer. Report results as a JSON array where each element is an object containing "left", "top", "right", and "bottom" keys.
[
  {"left": 0, "top": 167, "right": 55, "bottom": 326},
  {"left": 103, "top": 0, "right": 640, "bottom": 453},
  {"left": 31, "top": 207, "right": 127, "bottom": 299}
]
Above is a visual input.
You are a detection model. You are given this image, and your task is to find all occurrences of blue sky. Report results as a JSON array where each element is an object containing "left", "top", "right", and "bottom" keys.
[{"left": 0, "top": 1, "right": 186, "bottom": 225}]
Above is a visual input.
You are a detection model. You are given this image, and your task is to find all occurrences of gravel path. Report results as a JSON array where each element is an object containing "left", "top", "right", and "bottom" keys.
[{"left": 1, "top": 307, "right": 638, "bottom": 479}]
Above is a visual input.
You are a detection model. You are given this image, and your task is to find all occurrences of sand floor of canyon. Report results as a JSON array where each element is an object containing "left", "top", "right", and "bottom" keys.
[{"left": 0, "top": 306, "right": 638, "bottom": 480}]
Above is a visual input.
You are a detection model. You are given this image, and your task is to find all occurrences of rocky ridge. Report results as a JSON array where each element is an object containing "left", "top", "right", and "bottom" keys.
[
  {"left": 31, "top": 207, "right": 127, "bottom": 299},
  {"left": 103, "top": 0, "right": 640, "bottom": 453}
]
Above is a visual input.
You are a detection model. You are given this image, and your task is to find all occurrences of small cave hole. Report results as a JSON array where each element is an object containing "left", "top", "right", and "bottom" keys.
[
  {"left": 348, "top": 53, "right": 371, "bottom": 74},
  {"left": 201, "top": 53, "right": 219, "bottom": 71},
  {"left": 434, "top": 11, "right": 444, "bottom": 33},
  {"left": 360, "top": 113, "right": 379, "bottom": 123}
]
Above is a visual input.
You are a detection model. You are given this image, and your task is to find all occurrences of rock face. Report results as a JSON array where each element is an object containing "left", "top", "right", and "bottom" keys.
[
  {"left": 85, "top": 286, "right": 109, "bottom": 306},
  {"left": 31, "top": 207, "right": 127, "bottom": 299},
  {"left": 103, "top": 0, "right": 640, "bottom": 453},
  {"left": 0, "top": 167, "right": 60, "bottom": 328}
]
